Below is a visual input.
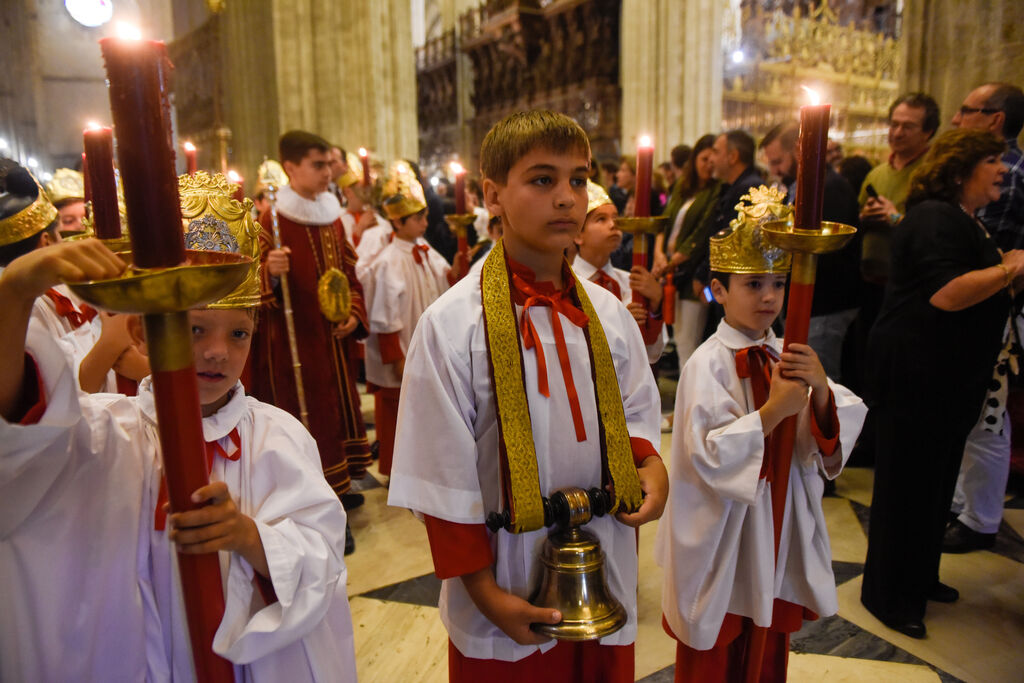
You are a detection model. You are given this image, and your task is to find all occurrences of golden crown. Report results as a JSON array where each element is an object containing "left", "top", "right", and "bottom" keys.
[
  {"left": 255, "top": 159, "right": 288, "bottom": 197},
  {"left": 709, "top": 185, "right": 793, "bottom": 274},
  {"left": 0, "top": 172, "right": 58, "bottom": 247},
  {"left": 381, "top": 160, "right": 426, "bottom": 220},
  {"left": 336, "top": 150, "right": 363, "bottom": 189},
  {"left": 45, "top": 168, "right": 85, "bottom": 205},
  {"left": 586, "top": 179, "right": 614, "bottom": 215},
  {"left": 178, "top": 171, "right": 261, "bottom": 308}
]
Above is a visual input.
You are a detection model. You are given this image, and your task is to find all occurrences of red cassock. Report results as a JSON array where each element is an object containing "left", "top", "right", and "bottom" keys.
[{"left": 250, "top": 211, "right": 372, "bottom": 494}]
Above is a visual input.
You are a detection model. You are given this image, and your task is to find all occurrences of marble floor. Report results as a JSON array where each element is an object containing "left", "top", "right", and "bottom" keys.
[{"left": 345, "top": 389, "right": 1024, "bottom": 682}]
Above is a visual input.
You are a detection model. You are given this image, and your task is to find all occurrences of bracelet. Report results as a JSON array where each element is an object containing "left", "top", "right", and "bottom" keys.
[{"left": 997, "top": 263, "right": 1011, "bottom": 288}]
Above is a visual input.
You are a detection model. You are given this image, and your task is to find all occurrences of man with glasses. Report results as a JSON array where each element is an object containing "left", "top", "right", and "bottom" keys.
[{"left": 945, "top": 82, "right": 1024, "bottom": 554}]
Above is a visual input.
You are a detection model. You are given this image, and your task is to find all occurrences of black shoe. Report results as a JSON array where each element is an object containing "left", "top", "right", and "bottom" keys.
[
  {"left": 882, "top": 617, "right": 927, "bottom": 639},
  {"left": 340, "top": 492, "right": 365, "bottom": 510},
  {"left": 928, "top": 582, "right": 959, "bottom": 603},
  {"left": 344, "top": 525, "right": 356, "bottom": 556},
  {"left": 943, "top": 520, "right": 996, "bottom": 554}
]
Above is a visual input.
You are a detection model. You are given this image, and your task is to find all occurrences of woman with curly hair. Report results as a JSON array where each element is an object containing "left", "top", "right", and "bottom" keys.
[{"left": 861, "top": 128, "right": 1024, "bottom": 638}]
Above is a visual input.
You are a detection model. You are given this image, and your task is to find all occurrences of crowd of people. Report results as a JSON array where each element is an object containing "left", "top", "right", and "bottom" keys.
[{"left": 0, "top": 78, "right": 1021, "bottom": 682}]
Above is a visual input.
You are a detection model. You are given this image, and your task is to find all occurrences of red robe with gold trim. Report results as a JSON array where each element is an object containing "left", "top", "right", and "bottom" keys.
[{"left": 250, "top": 187, "right": 371, "bottom": 494}]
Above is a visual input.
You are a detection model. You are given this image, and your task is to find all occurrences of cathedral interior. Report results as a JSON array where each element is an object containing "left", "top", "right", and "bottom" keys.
[{"left": 2, "top": 0, "right": 1024, "bottom": 680}]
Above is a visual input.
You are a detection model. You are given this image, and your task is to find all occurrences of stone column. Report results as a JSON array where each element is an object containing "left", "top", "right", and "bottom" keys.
[
  {"left": 901, "top": 0, "right": 1024, "bottom": 135},
  {"left": 620, "top": 0, "right": 723, "bottom": 158}
]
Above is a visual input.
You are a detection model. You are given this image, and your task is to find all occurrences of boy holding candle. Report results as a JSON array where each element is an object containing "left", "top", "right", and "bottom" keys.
[
  {"left": 388, "top": 110, "right": 667, "bottom": 681},
  {"left": 364, "top": 160, "right": 461, "bottom": 479},
  {"left": 572, "top": 179, "right": 666, "bottom": 363},
  {"left": 0, "top": 179, "right": 358, "bottom": 682},
  {"left": 252, "top": 130, "right": 373, "bottom": 528},
  {"left": 656, "top": 188, "right": 866, "bottom": 681}
]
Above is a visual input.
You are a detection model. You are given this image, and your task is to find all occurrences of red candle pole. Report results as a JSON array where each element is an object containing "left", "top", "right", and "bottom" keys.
[
  {"left": 82, "top": 152, "right": 92, "bottom": 205},
  {"left": 743, "top": 89, "right": 832, "bottom": 683},
  {"left": 359, "top": 147, "right": 371, "bottom": 188},
  {"left": 183, "top": 142, "right": 198, "bottom": 176},
  {"left": 101, "top": 31, "right": 234, "bottom": 683},
  {"left": 633, "top": 135, "right": 654, "bottom": 307},
  {"left": 83, "top": 124, "right": 121, "bottom": 239}
]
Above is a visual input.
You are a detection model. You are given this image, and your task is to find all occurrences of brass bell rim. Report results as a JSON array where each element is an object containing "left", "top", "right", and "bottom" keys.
[
  {"left": 760, "top": 219, "right": 857, "bottom": 254},
  {"left": 529, "top": 601, "right": 628, "bottom": 642}
]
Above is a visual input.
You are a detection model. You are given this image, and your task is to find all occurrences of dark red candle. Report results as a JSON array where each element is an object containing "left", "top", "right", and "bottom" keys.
[
  {"left": 183, "top": 142, "right": 198, "bottom": 176},
  {"left": 227, "top": 170, "right": 245, "bottom": 203},
  {"left": 100, "top": 36, "right": 185, "bottom": 268},
  {"left": 81, "top": 152, "right": 91, "bottom": 204},
  {"left": 358, "top": 147, "right": 371, "bottom": 187},
  {"left": 794, "top": 96, "right": 831, "bottom": 230},
  {"left": 452, "top": 161, "right": 466, "bottom": 214},
  {"left": 83, "top": 124, "right": 121, "bottom": 239},
  {"left": 634, "top": 135, "right": 653, "bottom": 218}
]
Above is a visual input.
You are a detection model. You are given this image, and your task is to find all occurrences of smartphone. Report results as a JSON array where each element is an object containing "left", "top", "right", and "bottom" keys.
[
  {"left": 703, "top": 285, "right": 714, "bottom": 303},
  {"left": 865, "top": 183, "right": 879, "bottom": 199}
]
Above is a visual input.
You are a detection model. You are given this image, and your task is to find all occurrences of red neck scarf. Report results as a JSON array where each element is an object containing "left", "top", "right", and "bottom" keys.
[
  {"left": 735, "top": 344, "right": 778, "bottom": 479},
  {"left": 590, "top": 269, "right": 622, "bottom": 300},
  {"left": 43, "top": 288, "right": 97, "bottom": 329}
]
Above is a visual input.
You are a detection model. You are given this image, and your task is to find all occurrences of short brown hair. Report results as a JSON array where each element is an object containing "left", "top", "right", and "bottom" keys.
[
  {"left": 759, "top": 121, "right": 800, "bottom": 152},
  {"left": 906, "top": 128, "right": 1005, "bottom": 209},
  {"left": 479, "top": 110, "right": 591, "bottom": 184},
  {"left": 889, "top": 92, "right": 940, "bottom": 139},
  {"left": 278, "top": 130, "right": 330, "bottom": 165}
]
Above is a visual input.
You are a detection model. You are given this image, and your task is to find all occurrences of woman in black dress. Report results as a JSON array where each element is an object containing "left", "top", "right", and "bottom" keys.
[{"left": 860, "top": 128, "right": 1024, "bottom": 638}]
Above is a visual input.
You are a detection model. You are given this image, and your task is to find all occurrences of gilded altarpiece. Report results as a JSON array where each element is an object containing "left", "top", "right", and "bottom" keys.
[{"left": 723, "top": 1, "right": 900, "bottom": 158}]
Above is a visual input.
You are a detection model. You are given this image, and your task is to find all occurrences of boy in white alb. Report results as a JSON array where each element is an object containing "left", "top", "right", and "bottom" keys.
[
  {"left": 365, "top": 160, "right": 462, "bottom": 478},
  {"left": 572, "top": 179, "right": 667, "bottom": 363},
  {"left": 0, "top": 174, "right": 357, "bottom": 682},
  {"left": 656, "top": 188, "right": 866, "bottom": 681},
  {"left": 388, "top": 110, "right": 668, "bottom": 682}
]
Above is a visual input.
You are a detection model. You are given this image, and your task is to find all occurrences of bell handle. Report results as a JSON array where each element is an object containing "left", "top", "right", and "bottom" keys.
[{"left": 486, "top": 487, "right": 617, "bottom": 533}]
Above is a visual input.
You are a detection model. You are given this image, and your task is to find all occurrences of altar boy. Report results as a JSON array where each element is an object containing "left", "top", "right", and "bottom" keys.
[
  {"left": 388, "top": 110, "right": 667, "bottom": 681},
  {"left": 656, "top": 189, "right": 866, "bottom": 681}
]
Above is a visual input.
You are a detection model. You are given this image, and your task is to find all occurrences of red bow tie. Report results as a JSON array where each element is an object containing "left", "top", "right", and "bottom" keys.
[
  {"left": 412, "top": 244, "right": 430, "bottom": 265},
  {"left": 154, "top": 428, "right": 241, "bottom": 530},
  {"left": 590, "top": 270, "right": 622, "bottom": 300},
  {"left": 44, "top": 288, "right": 98, "bottom": 329},
  {"left": 512, "top": 272, "right": 590, "bottom": 442}
]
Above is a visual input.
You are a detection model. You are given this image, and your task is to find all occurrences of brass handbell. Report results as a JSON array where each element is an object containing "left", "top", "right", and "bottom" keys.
[{"left": 527, "top": 487, "right": 628, "bottom": 641}]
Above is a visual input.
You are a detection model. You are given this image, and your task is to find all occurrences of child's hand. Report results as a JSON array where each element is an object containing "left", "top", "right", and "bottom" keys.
[
  {"left": 0, "top": 239, "right": 125, "bottom": 302},
  {"left": 333, "top": 314, "right": 359, "bottom": 339},
  {"left": 626, "top": 301, "right": 648, "bottom": 325},
  {"left": 97, "top": 313, "right": 134, "bottom": 357},
  {"left": 167, "top": 481, "right": 269, "bottom": 577},
  {"left": 616, "top": 456, "right": 668, "bottom": 528},
  {"left": 759, "top": 364, "right": 808, "bottom": 434},
  {"left": 451, "top": 251, "right": 469, "bottom": 281},
  {"left": 393, "top": 357, "right": 405, "bottom": 380},
  {"left": 779, "top": 343, "right": 827, "bottom": 394},
  {"left": 629, "top": 266, "right": 663, "bottom": 305},
  {"left": 460, "top": 567, "right": 560, "bottom": 645}
]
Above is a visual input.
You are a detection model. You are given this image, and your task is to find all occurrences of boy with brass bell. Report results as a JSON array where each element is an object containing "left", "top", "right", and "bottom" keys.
[
  {"left": 656, "top": 187, "right": 866, "bottom": 681},
  {"left": 388, "top": 110, "right": 667, "bottom": 681}
]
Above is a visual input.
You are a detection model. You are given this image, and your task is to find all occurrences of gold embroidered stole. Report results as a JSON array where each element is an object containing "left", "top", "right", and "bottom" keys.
[{"left": 480, "top": 239, "right": 642, "bottom": 533}]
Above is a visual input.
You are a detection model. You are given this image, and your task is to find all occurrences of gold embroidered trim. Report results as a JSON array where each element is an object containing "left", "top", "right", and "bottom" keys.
[
  {"left": 481, "top": 239, "right": 641, "bottom": 533},
  {"left": 0, "top": 194, "right": 58, "bottom": 247}
]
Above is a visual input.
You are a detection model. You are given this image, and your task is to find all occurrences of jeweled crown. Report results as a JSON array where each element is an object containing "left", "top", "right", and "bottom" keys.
[
  {"left": 709, "top": 185, "right": 793, "bottom": 274},
  {"left": 586, "top": 179, "right": 614, "bottom": 215},
  {"left": 381, "top": 160, "right": 427, "bottom": 220}
]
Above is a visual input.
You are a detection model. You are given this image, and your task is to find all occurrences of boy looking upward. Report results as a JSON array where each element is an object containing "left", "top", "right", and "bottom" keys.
[
  {"left": 389, "top": 110, "right": 667, "bottom": 681},
  {"left": 573, "top": 179, "right": 666, "bottom": 363},
  {"left": 656, "top": 189, "right": 866, "bottom": 681}
]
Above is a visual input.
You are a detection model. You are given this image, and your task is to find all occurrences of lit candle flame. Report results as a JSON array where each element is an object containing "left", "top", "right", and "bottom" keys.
[
  {"left": 227, "top": 170, "right": 242, "bottom": 182},
  {"left": 183, "top": 141, "right": 196, "bottom": 152},
  {"left": 450, "top": 161, "right": 464, "bottom": 176},
  {"left": 85, "top": 120, "right": 103, "bottom": 131},
  {"left": 638, "top": 135, "right": 653, "bottom": 149},
  {"left": 116, "top": 22, "right": 142, "bottom": 41},
  {"left": 358, "top": 147, "right": 368, "bottom": 158},
  {"left": 801, "top": 86, "right": 821, "bottom": 106}
]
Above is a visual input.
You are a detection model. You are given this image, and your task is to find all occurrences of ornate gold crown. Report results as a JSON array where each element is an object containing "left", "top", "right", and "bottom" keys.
[
  {"left": 709, "top": 185, "right": 793, "bottom": 274},
  {"left": 45, "top": 168, "right": 85, "bottom": 205},
  {"left": 255, "top": 159, "right": 288, "bottom": 197},
  {"left": 381, "top": 160, "right": 426, "bottom": 220},
  {"left": 586, "top": 179, "right": 614, "bottom": 215},
  {"left": 0, "top": 172, "right": 58, "bottom": 247},
  {"left": 336, "top": 150, "right": 363, "bottom": 189},
  {"left": 178, "top": 171, "right": 261, "bottom": 308}
]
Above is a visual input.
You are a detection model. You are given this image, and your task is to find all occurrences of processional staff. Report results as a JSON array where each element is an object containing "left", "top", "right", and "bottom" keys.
[{"left": 258, "top": 159, "right": 311, "bottom": 430}]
